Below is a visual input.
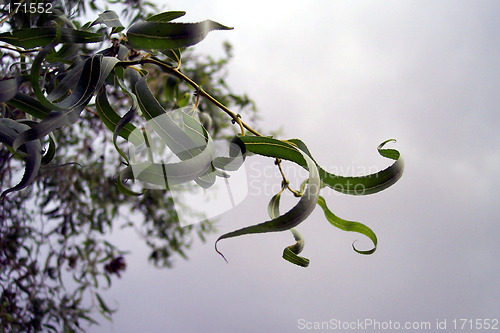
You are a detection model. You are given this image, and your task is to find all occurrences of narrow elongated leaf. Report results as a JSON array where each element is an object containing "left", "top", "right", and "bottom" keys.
[
  {"left": 213, "top": 136, "right": 246, "bottom": 171},
  {"left": 15, "top": 55, "right": 119, "bottom": 151},
  {"left": 92, "top": 10, "right": 123, "bottom": 28},
  {"left": 46, "top": 59, "right": 88, "bottom": 103},
  {"left": 268, "top": 188, "right": 310, "bottom": 267},
  {"left": 135, "top": 76, "right": 205, "bottom": 159},
  {"left": 317, "top": 196, "right": 377, "bottom": 254},
  {"left": 127, "top": 20, "right": 233, "bottom": 51},
  {"left": 0, "top": 27, "right": 104, "bottom": 49},
  {"left": 13, "top": 108, "right": 83, "bottom": 152},
  {"left": 113, "top": 107, "right": 136, "bottom": 162},
  {"left": 215, "top": 141, "right": 320, "bottom": 261},
  {"left": 289, "top": 138, "right": 404, "bottom": 195},
  {"left": 118, "top": 135, "right": 215, "bottom": 193},
  {"left": 0, "top": 78, "right": 18, "bottom": 103},
  {"left": 95, "top": 88, "right": 141, "bottom": 143},
  {"left": 283, "top": 229, "right": 310, "bottom": 267},
  {"left": 0, "top": 119, "right": 41, "bottom": 197},
  {"left": 146, "top": 11, "right": 186, "bottom": 22},
  {"left": 7, "top": 92, "right": 53, "bottom": 119},
  {"left": 240, "top": 136, "right": 404, "bottom": 196},
  {"left": 41, "top": 134, "right": 56, "bottom": 165}
]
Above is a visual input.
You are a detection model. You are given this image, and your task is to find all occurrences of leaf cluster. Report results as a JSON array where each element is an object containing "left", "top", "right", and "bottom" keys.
[{"left": 0, "top": 0, "right": 403, "bottom": 331}]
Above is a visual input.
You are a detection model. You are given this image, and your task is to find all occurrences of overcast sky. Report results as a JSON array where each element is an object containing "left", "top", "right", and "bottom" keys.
[{"left": 92, "top": 1, "right": 499, "bottom": 332}]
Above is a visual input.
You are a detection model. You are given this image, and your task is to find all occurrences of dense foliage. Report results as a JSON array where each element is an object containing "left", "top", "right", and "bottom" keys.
[{"left": 0, "top": 0, "right": 403, "bottom": 331}]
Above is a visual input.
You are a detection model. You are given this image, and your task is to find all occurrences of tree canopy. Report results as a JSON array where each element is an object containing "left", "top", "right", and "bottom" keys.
[{"left": 0, "top": 0, "right": 403, "bottom": 331}]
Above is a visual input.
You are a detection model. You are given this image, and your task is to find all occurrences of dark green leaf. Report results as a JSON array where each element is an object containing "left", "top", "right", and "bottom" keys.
[
  {"left": 283, "top": 229, "right": 310, "bottom": 267},
  {"left": 0, "top": 119, "right": 41, "bottom": 197},
  {"left": 15, "top": 55, "right": 119, "bottom": 151},
  {"left": 0, "top": 27, "right": 104, "bottom": 49},
  {"left": 317, "top": 196, "right": 377, "bottom": 255},
  {"left": 127, "top": 20, "right": 233, "bottom": 51},
  {"left": 267, "top": 188, "right": 310, "bottom": 267},
  {"left": 41, "top": 134, "right": 56, "bottom": 165},
  {"left": 289, "top": 138, "right": 404, "bottom": 195},
  {"left": 241, "top": 136, "right": 404, "bottom": 196},
  {"left": 146, "top": 11, "right": 186, "bottom": 22},
  {"left": 7, "top": 92, "right": 52, "bottom": 119},
  {"left": 215, "top": 141, "right": 320, "bottom": 261},
  {"left": 96, "top": 88, "right": 140, "bottom": 143},
  {"left": 113, "top": 107, "right": 136, "bottom": 162}
]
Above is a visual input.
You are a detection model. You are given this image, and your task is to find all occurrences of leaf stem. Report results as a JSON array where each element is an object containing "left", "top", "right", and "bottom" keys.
[{"left": 117, "top": 58, "right": 263, "bottom": 136}]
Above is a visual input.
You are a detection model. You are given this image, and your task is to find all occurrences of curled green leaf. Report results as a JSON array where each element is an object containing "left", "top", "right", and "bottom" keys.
[
  {"left": 215, "top": 141, "right": 320, "bottom": 262},
  {"left": 0, "top": 119, "right": 42, "bottom": 197},
  {"left": 289, "top": 138, "right": 404, "bottom": 195},
  {"left": 241, "top": 136, "right": 403, "bottom": 195},
  {"left": 14, "top": 55, "right": 119, "bottom": 152},
  {"left": 317, "top": 196, "right": 377, "bottom": 255},
  {"left": 95, "top": 88, "right": 141, "bottom": 144},
  {"left": 268, "top": 188, "right": 310, "bottom": 267},
  {"left": 283, "top": 229, "right": 310, "bottom": 267}
]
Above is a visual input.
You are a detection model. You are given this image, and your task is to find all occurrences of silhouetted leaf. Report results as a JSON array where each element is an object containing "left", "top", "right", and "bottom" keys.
[
  {"left": 127, "top": 20, "right": 233, "bottom": 50},
  {"left": 146, "top": 11, "right": 186, "bottom": 22},
  {"left": 0, "top": 27, "right": 103, "bottom": 49},
  {"left": 7, "top": 93, "right": 52, "bottom": 119},
  {"left": 0, "top": 119, "right": 41, "bottom": 197},
  {"left": 215, "top": 140, "right": 320, "bottom": 261}
]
